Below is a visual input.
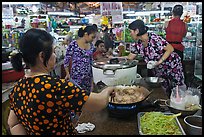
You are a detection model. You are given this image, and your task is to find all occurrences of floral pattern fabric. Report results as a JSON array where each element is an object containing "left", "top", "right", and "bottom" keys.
[
  {"left": 64, "top": 40, "right": 94, "bottom": 92},
  {"left": 9, "top": 75, "right": 90, "bottom": 135},
  {"left": 130, "top": 32, "right": 185, "bottom": 88}
]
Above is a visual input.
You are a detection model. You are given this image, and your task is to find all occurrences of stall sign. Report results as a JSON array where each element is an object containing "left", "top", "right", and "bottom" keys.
[
  {"left": 100, "top": 2, "right": 111, "bottom": 16},
  {"left": 2, "top": 7, "right": 14, "bottom": 26},
  {"left": 111, "top": 2, "right": 123, "bottom": 24},
  {"left": 92, "top": 15, "right": 102, "bottom": 26}
]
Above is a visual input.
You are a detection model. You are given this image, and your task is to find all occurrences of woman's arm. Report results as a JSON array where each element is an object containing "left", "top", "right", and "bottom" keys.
[
  {"left": 156, "top": 44, "right": 174, "bottom": 65},
  {"left": 163, "top": 21, "right": 169, "bottom": 30},
  {"left": 127, "top": 52, "right": 137, "bottom": 60},
  {"left": 8, "top": 110, "right": 27, "bottom": 135},
  {"left": 81, "top": 87, "right": 114, "bottom": 112}
]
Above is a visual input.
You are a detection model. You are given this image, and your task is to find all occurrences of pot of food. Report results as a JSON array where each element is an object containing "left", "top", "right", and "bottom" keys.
[
  {"left": 92, "top": 58, "right": 138, "bottom": 86},
  {"left": 154, "top": 99, "right": 202, "bottom": 117},
  {"left": 107, "top": 85, "right": 153, "bottom": 118}
]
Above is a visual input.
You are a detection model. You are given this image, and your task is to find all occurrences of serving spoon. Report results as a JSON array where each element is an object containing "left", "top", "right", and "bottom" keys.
[{"left": 167, "top": 113, "right": 182, "bottom": 121}]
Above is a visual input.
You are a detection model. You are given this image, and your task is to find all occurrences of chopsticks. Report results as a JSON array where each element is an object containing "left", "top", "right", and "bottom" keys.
[{"left": 110, "top": 91, "right": 115, "bottom": 102}]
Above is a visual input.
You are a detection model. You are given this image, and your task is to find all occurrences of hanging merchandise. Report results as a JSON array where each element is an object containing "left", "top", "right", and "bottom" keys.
[
  {"left": 51, "top": 18, "right": 57, "bottom": 30},
  {"left": 81, "top": 18, "right": 89, "bottom": 24},
  {"left": 183, "top": 14, "right": 191, "bottom": 23},
  {"left": 150, "top": 14, "right": 156, "bottom": 23},
  {"left": 115, "top": 27, "right": 123, "bottom": 41},
  {"left": 101, "top": 16, "right": 109, "bottom": 26}
]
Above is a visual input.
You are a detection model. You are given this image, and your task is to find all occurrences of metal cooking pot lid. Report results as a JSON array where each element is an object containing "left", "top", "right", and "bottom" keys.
[{"left": 93, "top": 59, "right": 138, "bottom": 69}]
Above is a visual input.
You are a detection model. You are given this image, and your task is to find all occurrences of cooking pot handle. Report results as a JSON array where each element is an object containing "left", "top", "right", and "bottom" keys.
[
  {"left": 153, "top": 99, "right": 167, "bottom": 107},
  {"left": 103, "top": 68, "right": 116, "bottom": 75}
]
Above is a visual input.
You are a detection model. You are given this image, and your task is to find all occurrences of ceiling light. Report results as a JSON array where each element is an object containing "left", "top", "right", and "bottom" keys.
[{"left": 2, "top": 2, "right": 41, "bottom": 5}]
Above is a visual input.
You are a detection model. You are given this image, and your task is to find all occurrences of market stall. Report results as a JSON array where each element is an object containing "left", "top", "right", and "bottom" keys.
[
  {"left": 77, "top": 80, "right": 202, "bottom": 135},
  {"left": 2, "top": 2, "right": 202, "bottom": 135}
]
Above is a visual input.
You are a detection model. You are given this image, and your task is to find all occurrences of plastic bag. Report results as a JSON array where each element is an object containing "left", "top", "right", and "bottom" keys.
[
  {"left": 147, "top": 61, "right": 157, "bottom": 69},
  {"left": 170, "top": 85, "right": 186, "bottom": 110}
]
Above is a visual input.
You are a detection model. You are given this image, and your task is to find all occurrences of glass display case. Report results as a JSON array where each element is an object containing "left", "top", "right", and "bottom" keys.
[{"left": 194, "top": 21, "right": 202, "bottom": 80}]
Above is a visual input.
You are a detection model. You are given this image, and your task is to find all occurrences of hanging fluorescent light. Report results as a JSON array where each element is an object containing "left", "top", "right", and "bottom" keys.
[
  {"left": 2, "top": 2, "right": 41, "bottom": 5},
  {"left": 122, "top": 11, "right": 135, "bottom": 14},
  {"left": 126, "top": 10, "right": 170, "bottom": 16},
  {"left": 196, "top": 2, "right": 202, "bottom": 5},
  {"left": 47, "top": 12, "right": 75, "bottom": 16}
]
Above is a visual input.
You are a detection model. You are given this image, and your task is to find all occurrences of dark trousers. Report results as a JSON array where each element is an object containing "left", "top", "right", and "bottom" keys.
[{"left": 173, "top": 49, "right": 184, "bottom": 62}]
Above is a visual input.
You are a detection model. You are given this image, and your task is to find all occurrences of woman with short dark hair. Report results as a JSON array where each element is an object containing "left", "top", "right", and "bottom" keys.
[{"left": 164, "top": 4, "right": 188, "bottom": 62}]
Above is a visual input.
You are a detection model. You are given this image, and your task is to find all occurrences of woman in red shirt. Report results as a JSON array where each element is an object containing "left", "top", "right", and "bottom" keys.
[{"left": 164, "top": 5, "right": 188, "bottom": 62}]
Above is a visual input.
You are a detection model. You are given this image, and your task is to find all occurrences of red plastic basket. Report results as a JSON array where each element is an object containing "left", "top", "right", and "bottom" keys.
[{"left": 2, "top": 69, "right": 25, "bottom": 83}]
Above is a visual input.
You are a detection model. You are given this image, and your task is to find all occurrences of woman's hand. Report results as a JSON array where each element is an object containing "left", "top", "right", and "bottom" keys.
[
  {"left": 82, "top": 86, "right": 115, "bottom": 112},
  {"left": 102, "top": 86, "right": 115, "bottom": 97}
]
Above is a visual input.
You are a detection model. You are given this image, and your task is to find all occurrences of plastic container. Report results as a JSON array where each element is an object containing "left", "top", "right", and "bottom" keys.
[{"left": 170, "top": 85, "right": 187, "bottom": 110}]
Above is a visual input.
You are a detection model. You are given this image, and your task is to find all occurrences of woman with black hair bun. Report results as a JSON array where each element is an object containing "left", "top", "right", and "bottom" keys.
[
  {"left": 7, "top": 28, "right": 115, "bottom": 135},
  {"left": 64, "top": 25, "right": 97, "bottom": 93}
]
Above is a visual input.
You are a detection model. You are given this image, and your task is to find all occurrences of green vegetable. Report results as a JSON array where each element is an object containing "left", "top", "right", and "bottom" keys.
[
  {"left": 122, "top": 29, "right": 134, "bottom": 43},
  {"left": 2, "top": 126, "right": 7, "bottom": 135},
  {"left": 140, "top": 112, "right": 183, "bottom": 135}
]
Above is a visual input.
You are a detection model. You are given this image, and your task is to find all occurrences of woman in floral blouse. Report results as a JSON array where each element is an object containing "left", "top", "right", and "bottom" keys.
[
  {"left": 64, "top": 25, "right": 97, "bottom": 93},
  {"left": 127, "top": 20, "right": 185, "bottom": 94}
]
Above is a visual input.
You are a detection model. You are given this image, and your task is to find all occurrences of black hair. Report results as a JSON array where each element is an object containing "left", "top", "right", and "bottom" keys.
[
  {"left": 10, "top": 28, "right": 54, "bottom": 72},
  {"left": 92, "top": 24, "right": 98, "bottom": 31},
  {"left": 95, "top": 40, "right": 104, "bottom": 47},
  {"left": 102, "top": 26, "right": 108, "bottom": 32},
  {"left": 78, "top": 25, "right": 97, "bottom": 37},
  {"left": 128, "top": 19, "right": 149, "bottom": 36},
  {"left": 172, "top": 5, "right": 183, "bottom": 17}
]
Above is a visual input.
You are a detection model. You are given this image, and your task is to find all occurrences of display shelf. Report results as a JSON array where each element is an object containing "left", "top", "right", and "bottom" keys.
[
  {"left": 28, "top": 14, "right": 49, "bottom": 29},
  {"left": 194, "top": 18, "right": 202, "bottom": 80}
]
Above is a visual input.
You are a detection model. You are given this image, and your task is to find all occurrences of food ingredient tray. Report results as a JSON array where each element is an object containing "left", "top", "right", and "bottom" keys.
[{"left": 137, "top": 112, "right": 186, "bottom": 135}]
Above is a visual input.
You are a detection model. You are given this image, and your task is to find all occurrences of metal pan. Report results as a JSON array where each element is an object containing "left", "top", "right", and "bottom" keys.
[
  {"left": 96, "top": 81, "right": 153, "bottom": 108},
  {"left": 154, "top": 99, "right": 200, "bottom": 117},
  {"left": 109, "top": 86, "right": 153, "bottom": 107},
  {"left": 144, "top": 77, "right": 165, "bottom": 88}
]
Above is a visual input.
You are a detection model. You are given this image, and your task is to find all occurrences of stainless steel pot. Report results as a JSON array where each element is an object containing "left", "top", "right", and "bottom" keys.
[
  {"left": 144, "top": 77, "right": 165, "bottom": 87},
  {"left": 92, "top": 59, "right": 138, "bottom": 86},
  {"left": 184, "top": 115, "right": 202, "bottom": 135}
]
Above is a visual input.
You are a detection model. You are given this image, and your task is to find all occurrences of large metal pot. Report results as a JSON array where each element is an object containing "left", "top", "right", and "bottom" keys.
[
  {"left": 92, "top": 58, "right": 138, "bottom": 86},
  {"left": 107, "top": 85, "right": 153, "bottom": 118}
]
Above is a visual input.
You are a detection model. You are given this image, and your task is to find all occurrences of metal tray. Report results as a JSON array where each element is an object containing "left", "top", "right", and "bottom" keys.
[{"left": 137, "top": 112, "right": 186, "bottom": 135}]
